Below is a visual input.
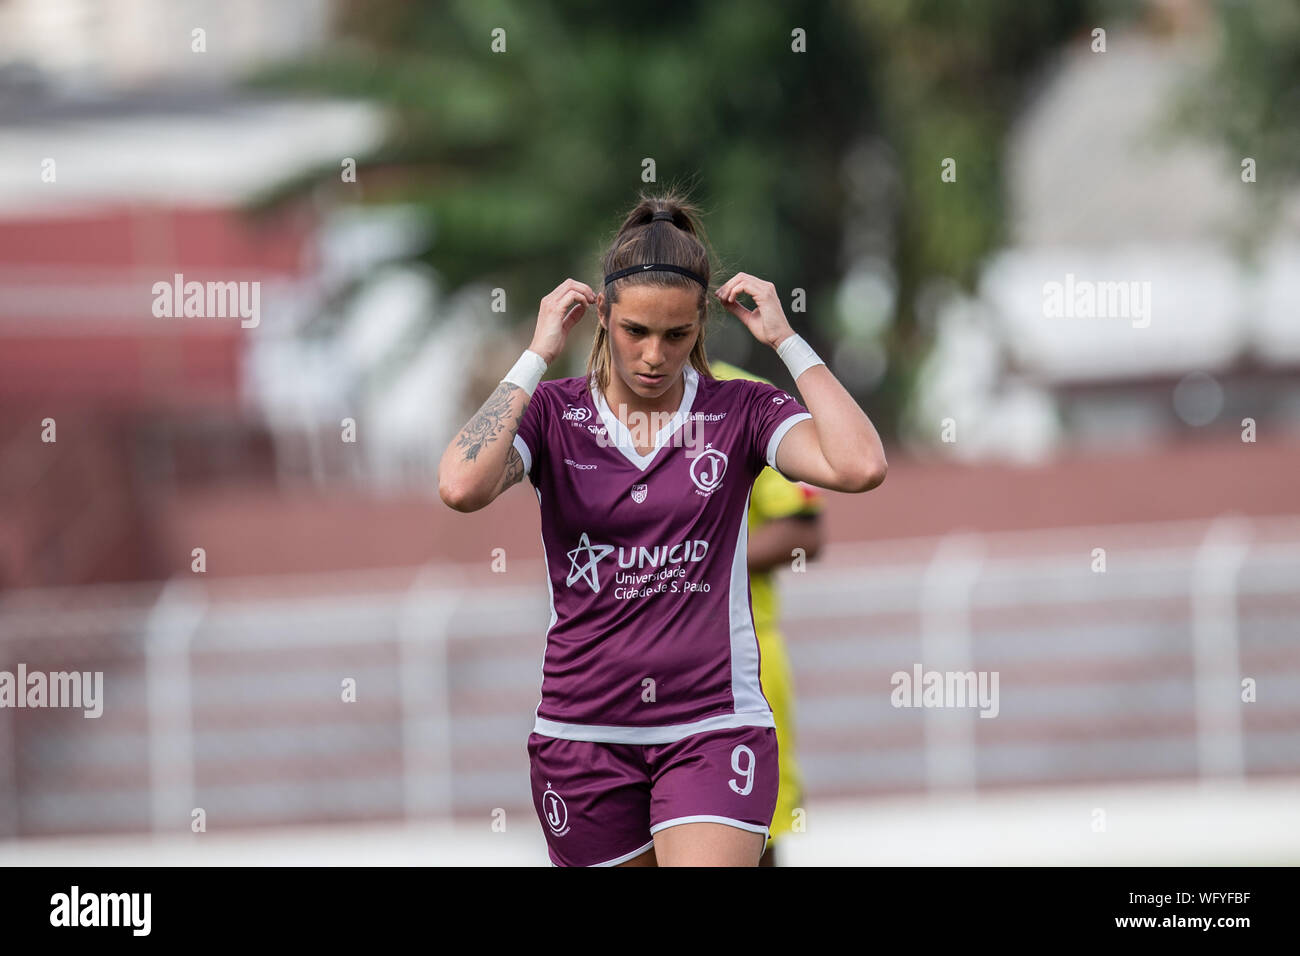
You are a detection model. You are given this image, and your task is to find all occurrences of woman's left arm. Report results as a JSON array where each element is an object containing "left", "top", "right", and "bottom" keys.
[
  {"left": 716, "top": 273, "right": 887, "bottom": 494},
  {"left": 771, "top": 364, "right": 887, "bottom": 493}
]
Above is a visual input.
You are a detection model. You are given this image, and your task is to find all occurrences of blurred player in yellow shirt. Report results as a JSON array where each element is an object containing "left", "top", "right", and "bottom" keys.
[{"left": 710, "top": 359, "right": 825, "bottom": 867}]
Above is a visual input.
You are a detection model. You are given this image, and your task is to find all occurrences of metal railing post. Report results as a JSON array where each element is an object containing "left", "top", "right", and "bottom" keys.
[
  {"left": 398, "top": 564, "right": 461, "bottom": 822},
  {"left": 919, "top": 532, "right": 986, "bottom": 795},
  {"left": 145, "top": 577, "right": 206, "bottom": 837},
  {"left": 1191, "top": 516, "right": 1252, "bottom": 785}
]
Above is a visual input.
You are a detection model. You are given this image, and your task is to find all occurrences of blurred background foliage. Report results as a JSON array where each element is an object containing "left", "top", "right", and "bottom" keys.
[
  {"left": 1173, "top": 0, "right": 1300, "bottom": 255},
  {"left": 246, "top": 0, "right": 1284, "bottom": 438}
]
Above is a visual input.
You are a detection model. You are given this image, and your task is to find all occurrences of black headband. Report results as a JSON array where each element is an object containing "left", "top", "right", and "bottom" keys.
[
  {"left": 603, "top": 263, "right": 708, "bottom": 288},
  {"left": 602, "top": 210, "right": 707, "bottom": 288}
]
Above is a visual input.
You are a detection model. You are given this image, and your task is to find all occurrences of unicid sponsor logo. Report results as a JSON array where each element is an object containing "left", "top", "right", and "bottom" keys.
[{"left": 565, "top": 531, "right": 709, "bottom": 593}]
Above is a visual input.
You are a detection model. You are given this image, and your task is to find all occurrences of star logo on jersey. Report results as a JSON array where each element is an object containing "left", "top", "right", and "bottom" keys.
[
  {"left": 689, "top": 443, "right": 728, "bottom": 494},
  {"left": 566, "top": 532, "right": 614, "bottom": 592},
  {"left": 631, "top": 483, "right": 648, "bottom": 503}
]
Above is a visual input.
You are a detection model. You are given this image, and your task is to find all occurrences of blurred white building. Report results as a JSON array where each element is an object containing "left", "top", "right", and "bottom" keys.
[
  {"left": 0, "top": 0, "right": 334, "bottom": 93},
  {"left": 910, "top": 30, "right": 1300, "bottom": 462},
  {"left": 0, "top": 0, "right": 500, "bottom": 500}
]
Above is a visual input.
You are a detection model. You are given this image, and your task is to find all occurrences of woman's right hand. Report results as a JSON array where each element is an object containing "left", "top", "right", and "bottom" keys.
[{"left": 529, "top": 279, "right": 597, "bottom": 365}]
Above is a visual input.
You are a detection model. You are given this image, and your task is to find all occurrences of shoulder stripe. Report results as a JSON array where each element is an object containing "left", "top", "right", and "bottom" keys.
[{"left": 766, "top": 412, "right": 812, "bottom": 472}]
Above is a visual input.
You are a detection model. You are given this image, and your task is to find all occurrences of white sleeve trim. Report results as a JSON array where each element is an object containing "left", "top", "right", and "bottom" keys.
[
  {"left": 512, "top": 433, "right": 532, "bottom": 476},
  {"left": 765, "top": 412, "right": 811, "bottom": 472}
]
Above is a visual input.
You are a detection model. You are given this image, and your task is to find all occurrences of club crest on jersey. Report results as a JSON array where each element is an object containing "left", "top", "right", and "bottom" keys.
[
  {"left": 542, "top": 784, "right": 570, "bottom": 836},
  {"left": 689, "top": 444, "right": 728, "bottom": 495},
  {"left": 562, "top": 405, "right": 591, "bottom": 422},
  {"left": 631, "top": 483, "right": 648, "bottom": 503}
]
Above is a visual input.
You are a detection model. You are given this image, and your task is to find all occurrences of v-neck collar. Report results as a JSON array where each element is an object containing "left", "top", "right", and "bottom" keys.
[{"left": 590, "top": 365, "right": 699, "bottom": 470}]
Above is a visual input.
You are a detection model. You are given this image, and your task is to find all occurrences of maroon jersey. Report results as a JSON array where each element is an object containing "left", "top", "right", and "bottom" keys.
[{"left": 513, "top": 365, "right": 812, "bottom": 743}]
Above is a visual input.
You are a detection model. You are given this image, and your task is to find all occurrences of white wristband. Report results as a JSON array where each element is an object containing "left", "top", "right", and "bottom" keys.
[
  {"left": 776, "top": 334, "right": 825, "bottom": 381},
  {"left": 502, "top": 349, "right": 548, "bottom": 397}
]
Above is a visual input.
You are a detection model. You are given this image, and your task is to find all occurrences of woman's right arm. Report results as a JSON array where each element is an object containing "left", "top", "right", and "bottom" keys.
[
  {"left": 437, "top": 278, "right": 598, "bottom": 513},
  {"left": 437, "top": 380, "right": 532, "bottom": 512}
]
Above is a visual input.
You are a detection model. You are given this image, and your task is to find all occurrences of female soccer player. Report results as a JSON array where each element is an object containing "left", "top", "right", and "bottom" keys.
[{"left": 438, "top": 193, "right": 886, "bottom": 866}]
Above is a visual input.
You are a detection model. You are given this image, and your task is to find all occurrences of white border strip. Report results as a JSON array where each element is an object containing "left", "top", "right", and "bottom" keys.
[
  {"left": 650, "top": 814, "right": 770, "bottom": 841},
  {"left": 590, "top": 839, "right": 655, "bottom": 867},
  {"left": 532, "top": 710, "right": 774, "bottom": 744},
  {"left": 765, "top": 412, "right": 812, "bottom": 472}
]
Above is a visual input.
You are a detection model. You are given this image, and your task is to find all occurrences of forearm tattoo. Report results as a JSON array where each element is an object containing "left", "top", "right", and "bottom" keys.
[
  {"left": 500, "top": 446, "right": 525, "bottom": 492},
  {"left": 457, "top": 381, "right": 524, "bottom": 462}
]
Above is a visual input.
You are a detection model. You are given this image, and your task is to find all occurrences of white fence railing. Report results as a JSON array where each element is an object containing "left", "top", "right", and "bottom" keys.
[{"left": 0, "top": 514, "right": 1297, "bottom": 839}]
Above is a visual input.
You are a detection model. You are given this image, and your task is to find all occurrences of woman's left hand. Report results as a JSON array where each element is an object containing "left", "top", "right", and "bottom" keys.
[{"left": 715, "top": 273, "right": 796, "bottom": 350}]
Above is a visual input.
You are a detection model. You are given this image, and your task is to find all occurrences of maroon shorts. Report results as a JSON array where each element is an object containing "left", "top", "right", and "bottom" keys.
[{"left": 527, "top": 725, "right": 779, "bottom": 867}]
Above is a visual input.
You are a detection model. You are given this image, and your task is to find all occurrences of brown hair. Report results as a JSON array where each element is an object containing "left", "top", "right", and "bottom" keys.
[{"left": 587, "top": 189, "right": 719, "bottom": 397}]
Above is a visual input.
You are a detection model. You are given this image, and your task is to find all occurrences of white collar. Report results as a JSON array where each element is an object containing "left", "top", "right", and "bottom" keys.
[{"left": 591, "top": 365, "right": 699, "bottom": 470}]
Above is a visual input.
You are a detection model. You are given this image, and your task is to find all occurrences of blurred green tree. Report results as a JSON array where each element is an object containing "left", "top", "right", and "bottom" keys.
[
  {"left": 1172, "top": 0, "right": 1300, "bottom": 256},
  {"left": 248, "top": 0, "right": 1110, "bottom": 437}
]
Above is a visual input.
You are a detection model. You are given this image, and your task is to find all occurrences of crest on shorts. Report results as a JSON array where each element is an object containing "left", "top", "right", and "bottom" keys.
[
  {"left": 542, "top": 785, "right": 570, "bottom": 836},
  {"left": 630, "top": 483, "right": 648, "bottom": 503}
]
